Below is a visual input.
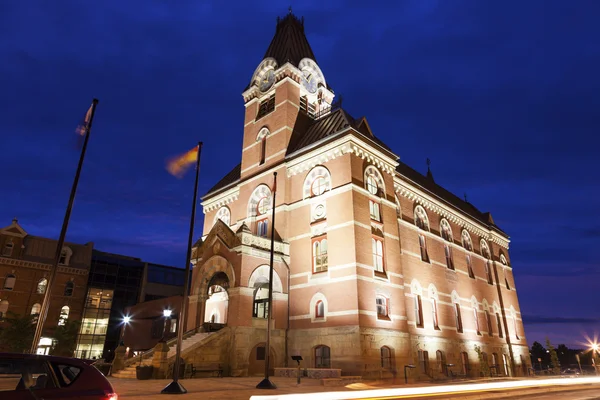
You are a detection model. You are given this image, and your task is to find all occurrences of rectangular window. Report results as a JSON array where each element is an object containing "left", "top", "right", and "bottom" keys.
[
  {"left": 372, "top": 238, "right": 384, "bottom": 272},
  {"left": 466, "top": 255, "right": 475, "bottom": 279},
  {"left": 504, "top": 269, "right": 511, "bottom": 290},
  {"left": 256, "top": 94, "right": 275, "bottom": 119},
  {"left": 259, "top": 138, "right": 266, "bottom": 165},
  {"left": 418, "top": 350, "right": 429, "bottom": 375},
  {"left": 454, "top": 304, "right": 463, "bottom": 333},
  {"left": 496, "top": 313, "right": 504, "bottom": 338},
  {"left": 414, "top": 295, "right": 423, "bottom": 328},
  {"left": 376, "top": 296, "right": 388, "bottom": 319},
  {"left": 486, "top": 261, "right": 494, "bottom": 284},
  {"left": 444, "top": 245, "right": 454, "bottom": 270},
  {"left": 257, "top": 219, "right": 268, "bottom": 237},
  {"left": 486, "top": 311, "right": 493, "bottom": 336},
  {"left": 419, "top": 234, "right": 429, "bottom": 262},
  {"left": 170, "top": 319, "right": 177, "bottom": 333},
  {"left": 473, "top": 308, "right": 481, "bottom": 335},
  {"left": 432, "top": 299, "right": 440, "bottom": 330},
  {"left": 369, "top": 200, "right": 381, "bottom": 222}
]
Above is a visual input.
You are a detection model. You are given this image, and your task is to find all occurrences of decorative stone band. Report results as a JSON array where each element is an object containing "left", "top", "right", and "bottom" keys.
[
  {"left": 202, "top": 185, "right": 240, "bottom": 214},
  {"left": 236, "top": 231, "right": 290, "bottom": 256},
  {"left": 0, "top": 257, "right": 89, "bottom": 275}
]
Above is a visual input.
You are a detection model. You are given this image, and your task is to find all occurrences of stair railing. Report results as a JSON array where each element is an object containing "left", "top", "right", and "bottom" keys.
[{"left": 123, "top": 328, "right": 199, "bottom": 368}]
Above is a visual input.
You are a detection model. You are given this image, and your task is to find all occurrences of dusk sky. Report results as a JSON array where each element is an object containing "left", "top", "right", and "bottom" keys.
[{"left": 1, "top": 1, "right": 599, "bottom": 348}]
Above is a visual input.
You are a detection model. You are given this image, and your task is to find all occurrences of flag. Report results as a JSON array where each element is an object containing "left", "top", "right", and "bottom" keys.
[
  {"left": 75, "top": 103, "right": 94, "bottom": 136},
  {"left": 166, "top": 146, "right": 199, "bottom": 178}
]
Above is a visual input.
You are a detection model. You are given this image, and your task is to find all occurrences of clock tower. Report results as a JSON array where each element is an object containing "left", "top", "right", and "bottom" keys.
[{"left": 240, "top": 11, "right": 335, "bottom": 180}]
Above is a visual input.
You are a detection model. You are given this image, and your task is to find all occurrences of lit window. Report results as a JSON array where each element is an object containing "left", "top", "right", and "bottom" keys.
[
  {"left": 0, "top": 300, "right": 9, "bottom": 320},
  {"left": 376, "top": 296, "right": 388, "bottom": 319},
  {"left": 37, "top": 278, "right": 48, "bottom": 294},
  {"left": 58, "top": 306, "right": 70, "bottom": 326},
  {"left": 311, "top": 176, "right": 327, "bottom": 196},
  {"left": 31, "top": 303, "right": 40, "bottom": 324},
  {"left": 414, "top": 295, "right": 423, "bottom": 328},
  {"left": 444, "top": 245, "right": 453, "bottom": 270},
  {"left": 419, "top": 234, "right": 429, "bottom": 263},
  {"left": 3, "top": 274, "right": 16, "bottom": 290},
  {"left": 432, "top": 298, "right": 440, "bottom": 330},
  {"left": 253, "top": 285, "right": 269, "bottom": 319},
  {"left": 466, "top": 255, "right": 475, "bottom": 279},
  {"left": 257, "top": 219, "right": 268, "bottom": 237},
  {"left": 369, "top": 200, "right": 381, "bottom": 221},
  {"left": 440, "top": 219, "right": 453, "bottom": 242},
  {"left": 315, "top": 301, "right": 325, "bottom": 319},
  {"left": 461, "top": 230, "right": 473, "bottom": 251},
  {"left": 2, "top": 240, "right": 14, "bottom": 257},
  {"left": 366, "top": 176, "right": 378, "bottom": 195},
  {"left": 372, "top": 238, "right": 384, "bottom": 272},
  {"left": 414, "top": 206, "right": 429, "bottom": 231},
  {"left": 64, "top": 281, "right": 74, "bottom": 297},
  {"left": 312, "top": 237, "right": 328, "bottom": 273}
]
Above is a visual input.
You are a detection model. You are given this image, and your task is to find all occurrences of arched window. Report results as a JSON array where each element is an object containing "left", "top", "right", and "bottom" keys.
[
  {"left": 214, "top": 207, "right": 231, "bottom": 226},
  {"left": 461, "top": 351, "right": 470, "bottom": 376},
  {"left": 500, "top": 255, "right": 511, "bottom": 289},
  {"left": 492, "top": 353, "right": 499, "bottom": 376},
  {"left": 485, "top": 261, "right": 494, "bottom": 285},
  {"left": 511, "top": 307, "right": 520, "bottom": 340},
  {"left": 303, "top": 166, "right": 331, "bottom": 199},
  {"left": 431, "top": 298, "right": 440, "bottom": 330},
  {"left": 64, "top": 281, "right": 74, "bottom": 297},
  {"left": 436, "top": 350, "right": 447, "bottom": 375},
  {"left": 466, "top": 255, "right": 474, "bottom": 278},
  {"left": 376, "top": 295, "right": 388, "bottom": 319},
  {"left": 369, "top": 199, "right": 381, "bottom": 222},
  {"left": 418, "top": 234, "right": 429, "bottom": 263},
  {"left": 257, "top": 127, "right": 269, "bottom": 166},
  {"left": 2, "top": 240, "right": 14, "bottom": 257},
  {"left": 37, "top": 278, "right": 48, "bottom": 294},
  {"left": 418, "top": 349, "right": 429, "bottom": 375},
  {"left": 3, "top": 274, "right": 16, "bottom": 290},
  {"left": 414, "top": 205, "right": 429, "bottom": 231},
  {"left": 414, "top": 294, "right": 423, "bottom": 328},
  {"left": 381, "top": 346, "right": 392, "bottom": 369},
  {"left": 485, "top": 310, "right": 493, "bottom": 336},
  {"left": 248, "top": 185, "right": 272, "bottom": 218},
  {"left": 58, "top": 306, "right": 70, "bottom": 326},
  {"left": 440, "top": 219, "right": 453, "bottom": 242},
  {"left": 315, "top": 345, "right": 331, "bottom": 368},
  {"left": 452, "top": 292, "right": 463, "bottom": 333},
  {"left": 472, "top": 299, "right": 481, "bottom": 335},
  {"left": 252, "top": 281, "right": 269, "bottom": 319},
  {"left": 315, "top": 300, "right": 325, "bottom": 319},
  {"left": 256, "top": 196, "right": 270, "bottom": 237},
  {"left": 444, "top": 244, "right": 454, "bottom": 270},
  {"left": 364, "top": 166, "right": 385, "bottom": 197},
  {"left": 480, "top": 239, "right": 491, "bottom": 259},
  {"left": 372, "top": 238, "right": 384, "bottom": 272},
  {"left": 461, "top": 230, "right": 473, "bottom": 251},
  {"left": 0, "top": 300, "right": 9, "bottom": 319},
  {"left": 312, "top": 237, "right": 328, "bottom": 273}
]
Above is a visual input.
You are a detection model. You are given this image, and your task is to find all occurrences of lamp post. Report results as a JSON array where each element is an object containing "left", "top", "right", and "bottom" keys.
[
  {"left": 121, "top": 315, "right": 131, "bottom": 357},
  {"left": 404, "top": 364, "right": 416, "bottom": 384},
  {"left": 160, "top": 309, "right": 172, "bottom": 343},
  {"left": 591, "top": 343, "right": 599, "bottom": 375}
]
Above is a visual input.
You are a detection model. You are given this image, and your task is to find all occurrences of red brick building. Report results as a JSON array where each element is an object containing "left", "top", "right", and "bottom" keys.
[{"left": 189, "top": 12, "right": 528, "bottom": 378}]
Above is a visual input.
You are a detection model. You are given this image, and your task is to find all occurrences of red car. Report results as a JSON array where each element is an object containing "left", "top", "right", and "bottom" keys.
[{"left": 0, "top": 353, "right": 117, "bottom": 400}]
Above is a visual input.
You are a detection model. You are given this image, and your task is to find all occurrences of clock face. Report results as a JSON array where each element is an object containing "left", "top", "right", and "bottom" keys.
[
  {"left": 302, "top": 70, "right": 318, "bottom": 94},
  {"left": 259, "top": 70, "right": 275, "bottom": 92}
]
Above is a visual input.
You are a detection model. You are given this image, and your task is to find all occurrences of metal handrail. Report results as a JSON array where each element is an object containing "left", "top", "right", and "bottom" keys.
[{"left": 123, "top": 328, "right": 199, "bottom": 367}]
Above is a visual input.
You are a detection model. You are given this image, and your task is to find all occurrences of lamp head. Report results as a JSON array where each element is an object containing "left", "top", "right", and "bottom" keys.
[
  {"left": 163, "top": 309, "right": 172, "bottom": 318},
  {"left": 123, "top": 316, "right": 131, "bottom": 324}
]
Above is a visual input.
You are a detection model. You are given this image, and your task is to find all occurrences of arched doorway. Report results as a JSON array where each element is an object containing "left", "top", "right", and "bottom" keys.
[
  {"left": 248, "top": 343, "right": 275, "bottom": 376},
  {"left": 252, "top": 278, "right": 270, "bottom": 319},
  {"left": 203, "top": 272, "right": 229, "bottom": 332}
]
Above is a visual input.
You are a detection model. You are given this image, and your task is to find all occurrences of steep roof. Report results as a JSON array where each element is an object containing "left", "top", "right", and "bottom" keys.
[
  {"left": 263, "top": 12, "right": 316, "bottom": 67},
  {"left": 204, "top": 163, "right": 241, "bottom": 196}
]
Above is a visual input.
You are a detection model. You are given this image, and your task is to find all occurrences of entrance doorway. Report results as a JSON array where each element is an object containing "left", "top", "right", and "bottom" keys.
[
  {"left": 203, "top": 272, "right": 229, "bottom": 330},
  {"left": 248, "top": 343, "right": 275, "bottom": 376}
]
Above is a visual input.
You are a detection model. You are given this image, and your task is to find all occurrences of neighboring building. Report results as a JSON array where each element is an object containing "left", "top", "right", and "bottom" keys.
[
  {"left": 74, "top": 250, "right": 185, "bottom": 360},
  {"left": 185, "top": 12, "right": 529, "bottom": 378},
  {"left": 0, "top": 219, "right": 93, "bottom": 354}
]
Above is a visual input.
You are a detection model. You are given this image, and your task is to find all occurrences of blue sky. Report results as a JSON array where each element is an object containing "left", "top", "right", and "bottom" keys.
[{"left": 1, "top": 0, "right": 599, "bottom": 348}]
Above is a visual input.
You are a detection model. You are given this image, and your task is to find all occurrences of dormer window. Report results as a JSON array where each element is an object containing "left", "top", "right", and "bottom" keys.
[
  {"left": 59, "top": 247, "right": 72, "bottom": 266},
  {"left": 256, "top": 94, "right": 275, "bottom": 120},
  {"left": 2, "top": 240, "right": 14, "bottom": 257}
]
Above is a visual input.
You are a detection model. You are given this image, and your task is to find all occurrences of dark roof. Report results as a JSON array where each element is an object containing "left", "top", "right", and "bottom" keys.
[
  {"left": 204, "top": 163, "right": 241, "bottom": 196},
  {"left": 395, "top": 161, "right": 507, "bottom": 235},
  {"left": 264, "top": 13, "right": 316, "bottom": 67}
]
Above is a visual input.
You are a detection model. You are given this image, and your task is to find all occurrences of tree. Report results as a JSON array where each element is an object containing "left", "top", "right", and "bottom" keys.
[
  {"left": 474, "top": 345, "right": 490, "bottom": 377},
  {"left": 530, "top": 341, "right": 548, "bottom": 367},
  {"left": 0, "top": 312, "right": 35, "bottom": 353},
  {"left": 50, "top": 320, "right": 81, "bottom": 357},
  {"left": 546, "top": 338, "right": 561, "bottom": 374}
]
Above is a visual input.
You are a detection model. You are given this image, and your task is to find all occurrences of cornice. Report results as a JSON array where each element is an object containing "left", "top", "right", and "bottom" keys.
[
  {"left": 202, "top": 185, "right": 240, "bottom": 214},
  {"left": 393, "top": 180, "right": 510, "bottom": 249},
  {"left": 0, "top": 257, "right": 89, "bottom": 275}
]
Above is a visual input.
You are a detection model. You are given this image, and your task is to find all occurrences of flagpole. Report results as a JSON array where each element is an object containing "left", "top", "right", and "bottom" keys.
[
  {"left": 162, "top": 142, "right": 203, "bottom": 395},
  {"left": 257, "top": 171, "right": 277, "bottom": 389},
  {"left": 30, "top": 98, "right": 99, "bottom": 354}
]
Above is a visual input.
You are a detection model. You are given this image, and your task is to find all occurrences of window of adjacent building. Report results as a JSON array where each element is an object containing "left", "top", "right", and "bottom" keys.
[
  {"left": 414, "top": 295, "right": 423, "bottom": 328},
  {"left": 58, "top": 306, "right": 69, "bottom": 326},
  {"left": 461, "top": 230, "right": 473, "bottom": 251},
  {"left": 3, "top": 274, "right": 16, "bottom": 290},
  {"left": 31, "top": 303, "right": 40, "bottom": 324},
  {"left": 414, "top": 205, "right": 429, "bottom": 231},
  {"left": 436, "top": 350, "right": 447, "bottom": 375},
  {"left": 256, "top": 94, "right": 275, "bottom": 120},
  {"left": 444, "top": 245, "right": 453, "bottom": 270},
  {"left": 315, "top": 345, "right": 331, "bottom": 368},
  {"left": 496, "top": 313, "right": 504, "bottom": 338},
  {"left": 485, "top": 261, "right": 494, "bottom": 285},
  {"left": 215, "top": 207, "right": 231, "bottom": 226},
  {"left": 460, "top": 351, "right": 469, "bottom": 376},
  {"left": 473, "top": 306, "right": 481, "bottom": 335},
  {"left": 366, "top": 176, "right": 378, "bottom": 195},
  {"left": 170, "top": 318, "right": 177, "bottom": 333},
  {"left": 312, "top": 237, "right": 328, "bottom": 273},
  {"left": 2, "top": 240, "right": 14, "bottom": 257},
  {"left": 381, "top": 346, "right": 392, "bottom": 369},
  {"left": 37, "top": 278, "right": 48, "bottom": 294},
  {"left": 369, "top": 200, "right": 381, "bottom": 222},
  {"left": 418, "top": 350, "right": 429, "bottom": 375},
  {"left": 311, "top": 176, "right": 327, "bottom": 196},
  {"left": 454, "top": 302, "right": 463, "bottom": 333},
  {"left": 315, "top": 300, "right": 325, "bottom": 319},
  {"left": 64, "top": 281, "right": 74, "bottom": 297},
  {"left": 253, "top": 285, "right": 269, "bottom": 319},
  {"left": 376, "top": 295, "right": 389, "bottom": 319},
  {"left": 372, "top": 238, "right": 384, "bottom": 272},
  {"left": 418, "top": 234, "right": 429, "bottom": 263},
  {"left": 485, "top": 311, "right": 493, "bottom": 336},
  {"left": 432, "top": 298, "right": 440, "bottom": 330},
  {"left": 0, "top": 300, "right": 9, "bottom": 320},
  {"left": 466, "top": 255, "right": 475, "bottom": 279}
]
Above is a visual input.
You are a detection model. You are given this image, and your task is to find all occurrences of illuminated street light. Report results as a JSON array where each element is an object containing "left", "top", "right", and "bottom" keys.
[
  {"left": 163, "top": 309, "right": 172, "bottom": 318},
  {"left": 123, "top": 315, "right": 131, "bottom": 324}
]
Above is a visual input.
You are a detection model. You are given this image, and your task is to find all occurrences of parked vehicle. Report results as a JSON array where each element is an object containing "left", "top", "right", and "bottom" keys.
[{"left": 0, "top": 353, "right": 117, "bottom": 400}]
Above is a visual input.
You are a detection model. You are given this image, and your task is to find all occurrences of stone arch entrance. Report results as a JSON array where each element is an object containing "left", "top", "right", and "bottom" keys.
[
  {"left": 248, "top": 342, "right": 276, "bottom": 376},
  {"left": 203, "top": 271, "right": 229, "bottom": 331}
]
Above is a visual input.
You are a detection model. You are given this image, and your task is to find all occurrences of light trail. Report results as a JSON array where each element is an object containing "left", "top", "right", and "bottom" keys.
[{"left": 250, "top": 377, "right": 600, "bottom": 400}]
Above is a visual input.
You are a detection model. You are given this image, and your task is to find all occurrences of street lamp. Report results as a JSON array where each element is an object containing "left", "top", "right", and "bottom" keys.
[
  {"left": 160, "top": 309, "right": 172, "bottom": 343},
  {"left": 591, "top": 342, "right": 599, "bottom": 375}
]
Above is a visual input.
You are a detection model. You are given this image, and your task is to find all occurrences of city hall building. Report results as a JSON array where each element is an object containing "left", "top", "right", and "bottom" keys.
[{"left": 185, "top": 12, "right": 529, "bottom": 379}]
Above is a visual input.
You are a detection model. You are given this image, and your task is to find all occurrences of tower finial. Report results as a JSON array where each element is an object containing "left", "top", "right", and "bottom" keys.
[
  {"left": 464, "top": 193, "right": 468, "bottom": 202},
  {"left": 288, "top": 5, "right": 293, "bottom": 14},
  {"left": 426, "top": 158, "right": 431, "bottom": 171},
  {"left": 426, "top": 158, "right": 434, "bottom": 182}
]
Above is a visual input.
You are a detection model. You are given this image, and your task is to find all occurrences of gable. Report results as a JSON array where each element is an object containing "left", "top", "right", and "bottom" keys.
[{"left": 0, "top": 220, "right": 27, "bottom": 238}]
